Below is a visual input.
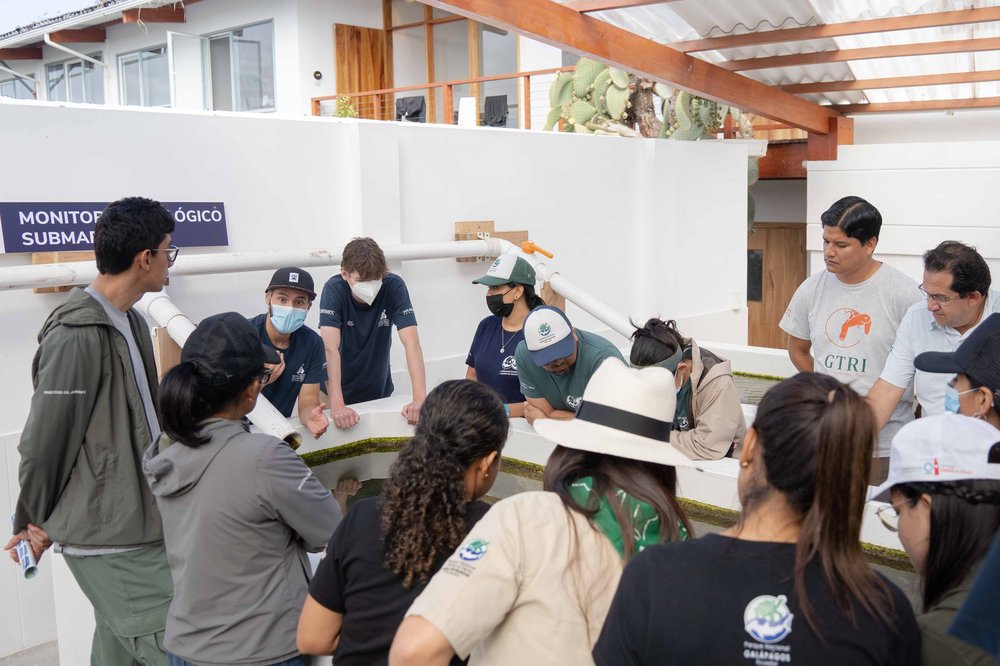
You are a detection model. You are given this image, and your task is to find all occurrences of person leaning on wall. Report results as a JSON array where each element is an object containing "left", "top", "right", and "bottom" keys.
[
  {"left": 6, "top": 196, "right": 177, "bottom": 665},
  {"left": 319, "top": 237, "right": 427, "bottom": 429},
  {"left": 780, "top": 195, "right": 920, "bottom": 484},
  {"left": 870, "top": 414, "right": 1000, "bottom": 666},
  {"left": 466, "top": 255, "right": 546, "bottom": 418},
  {"left": 143, "top": 312, "right": 341, "bottom": 666},
  {"left": 297, "top": 379, "right": 507, "bottom": 664},
  {"left": 390, "top": 359, "right": 695, "bottom": 665},
  {"left": 629, "top": 317, "right": 746, "bottom": 460},
  {"left": 593, "top": 372, "right": 920, "bottom": 666},
  {"left": 867, "top": 242, "right": 999, "bottom": 431}
]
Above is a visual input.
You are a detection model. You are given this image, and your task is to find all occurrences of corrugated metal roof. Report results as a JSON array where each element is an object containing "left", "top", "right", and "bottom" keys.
[{"left": 568, "top": 0, "right": 1000, "bottom": 110}]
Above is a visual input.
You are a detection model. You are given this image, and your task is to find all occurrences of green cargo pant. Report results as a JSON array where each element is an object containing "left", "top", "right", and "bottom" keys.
[{"left": 63, "top": 544, "right": 173, "bottom": 666}]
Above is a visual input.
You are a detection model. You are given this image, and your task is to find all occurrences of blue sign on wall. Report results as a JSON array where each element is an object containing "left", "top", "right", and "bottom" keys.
[{"left": 0, "top": 202, "right": 229, "bottom": 253}]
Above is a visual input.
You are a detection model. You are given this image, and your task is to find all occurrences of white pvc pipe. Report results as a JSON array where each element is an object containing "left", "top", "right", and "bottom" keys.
[
  {"left": 139, "top": 292, "right": 303, "bottom": 449},
  {"left": 43, "top": 34, "right": 108, "bottom": 67}
]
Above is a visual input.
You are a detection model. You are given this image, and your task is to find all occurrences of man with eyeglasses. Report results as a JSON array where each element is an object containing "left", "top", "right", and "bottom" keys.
[
  {"left": 6, "top": 197, "right": 176, "bottom": 664},
  {"left": 867, "top": 241, "right": 999, "bottom": 434},
  {"left": 515, "top": 306, "right": 623, "bottom": 425}
]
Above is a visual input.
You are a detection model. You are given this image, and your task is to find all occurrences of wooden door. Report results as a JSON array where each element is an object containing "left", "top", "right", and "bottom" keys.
[
  {"left": 334, "top": 24, "right": 391, "bottom": 119},
  {"left": 748, "top": 223, "right": 806, "bottom": 349}
]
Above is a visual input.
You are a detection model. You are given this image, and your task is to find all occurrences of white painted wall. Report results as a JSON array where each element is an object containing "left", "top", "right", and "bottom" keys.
[
  {"left": 751, "top": 179, "right": 807, "bottom": 224},
  {"left": 851, "top": 109, "right": 1000, "bottom": 145},
  {"left": 807, "top": 143, "right": 1000, "bottom": 281},
  {"left": 0, "top": 98, "right": 749, "bottom": 660}
]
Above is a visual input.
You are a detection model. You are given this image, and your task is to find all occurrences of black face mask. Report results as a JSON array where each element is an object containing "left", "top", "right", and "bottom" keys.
[{"left": 486, "top": 290, "right": 515, "bottom": 318}]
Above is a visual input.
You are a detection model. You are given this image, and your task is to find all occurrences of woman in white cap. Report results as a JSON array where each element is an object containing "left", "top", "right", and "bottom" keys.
[
  {"left": 389, "top": 358, "right": 694, "bottom": 665},
  {"left": 144, "top": 312, "right": 342, "bottom": 666},
  {"left": 871, "top": 414, "right": 1000, "bottom": 666},
  {"left": 467, "top": 255, "right": 545, "bottom": 418},
  {"left": 594, "top": 372, "right": 919, "bottom": 665}
]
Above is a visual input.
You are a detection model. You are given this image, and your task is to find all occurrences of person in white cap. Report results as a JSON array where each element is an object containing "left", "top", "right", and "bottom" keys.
[
  {"left": 594, "top": 372, "right": 919, "bottom": 666},
  {"left": 390, "top": 359, "right": 694, "bottom": 665},
  {"left": 515, "top": 305, "right": 623, "bottom": 425},
  {"left": 466, "top": 255, "right": 546, "bottom": 418},
  {"left": 871, "top": 414, "right": 1000, "bottom": 666}
]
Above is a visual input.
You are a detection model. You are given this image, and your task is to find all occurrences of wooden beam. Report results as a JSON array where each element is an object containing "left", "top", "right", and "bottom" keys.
[
  {"left": 757, "top": 141, "right": 807, "bottom": 179},
  {"left": 425, "top": 5, "right": 437, "bottom": 122},
  {"left": 672, "top": 7, "right": 1000, "bottom": 53},
  {"left": 469, "top": 19, "right": 480, "bottom": 125},
  {"left": 0, "top": 46, "right": 42, "bottom": 60},
  {"left": 48, "top": 28, "right": 106, "bottom": 43},
  {"left": 121, "top": 5, "right": 186, "bottom": 24},
  {"left": 417, "top": 0, "right": 840, "bottom": 133},
  {"left": 833, "top": 97, "right": 1000, "bottom": 114},
  {"left": 782, "top": 70, "right": 1000, "bottom": 94},
  {"left": 723, "top": 37, "right": 1000, "bottom": 72},
  {"left": 807, "top": 116, "right": 853, "bottom": 161},
  {"left": 564, "top": 0, "right": 675, "bottom": 12}
]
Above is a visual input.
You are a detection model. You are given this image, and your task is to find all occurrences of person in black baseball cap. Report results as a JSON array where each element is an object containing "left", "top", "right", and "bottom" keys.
[
  {"left": 915, "top": 312, "right": 1000, "bottom": 430},
  {"left": 144, "top": 312, "right": 342, "bottom": 665},
  {"left": 250, "top": 267, "right": 330, "bottom": 439}
]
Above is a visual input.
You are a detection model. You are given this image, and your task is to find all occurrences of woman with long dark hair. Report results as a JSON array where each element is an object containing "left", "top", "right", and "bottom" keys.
[
  {"left": 594, "top": 372, "right": 919, "bottom": 665},
  {"left": 143, "top": 312, "right": 341, "bottom": 666},
  {"left": 466, "top": 255, "right": 545, "bottom": 418},
  {"left": 296, "top": 379, "right": 508, "bottom": 664},
  {"left": 630, "top": 317, "right": 746, "bottom": 459},
  {"left": 390, "top": 359, "right": 694, "bottom": 665},
  {"left": 871, "top": 415, "right": 1000, "bottom": 666}
]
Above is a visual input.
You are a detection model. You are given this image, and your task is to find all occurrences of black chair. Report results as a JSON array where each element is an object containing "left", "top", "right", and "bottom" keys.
[
  {"left": 484, "top": 95, "right": 508, "bottom": 127},
  {"left": 395, "top": 96, "right": 426, "bottom": 123}
]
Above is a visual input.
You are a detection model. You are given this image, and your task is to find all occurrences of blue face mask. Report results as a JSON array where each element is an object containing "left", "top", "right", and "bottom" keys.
[
  {"left": 270, "top": 304, "right": 307, "bottom": 335},
  {"left": 944, "top": 384, "right": 977, "bottom": 414}
]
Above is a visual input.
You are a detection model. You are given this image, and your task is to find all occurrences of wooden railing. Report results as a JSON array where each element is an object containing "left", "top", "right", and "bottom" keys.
[{"left": 311, "top": 66, "right": 575, "bottom": 129}]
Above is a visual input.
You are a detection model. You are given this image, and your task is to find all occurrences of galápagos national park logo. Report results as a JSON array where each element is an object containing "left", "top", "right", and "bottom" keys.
[{"left": 743, "top": 594, "right": 794, "bottom": 644}]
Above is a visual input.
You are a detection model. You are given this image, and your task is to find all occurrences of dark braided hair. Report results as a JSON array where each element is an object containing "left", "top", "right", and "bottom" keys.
[
  {"left": 381, "top": 380, "right": 508, "bottom": 587},
  {"left": 893, "top": 479, "right": 1000, "bottom": 612}
]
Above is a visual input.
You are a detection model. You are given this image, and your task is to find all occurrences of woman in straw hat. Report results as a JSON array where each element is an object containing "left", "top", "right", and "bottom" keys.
[
  {"left": 871, "top": 414, "right": 1000, "bottom": 666},
  {"left": 389, "top": 358, "right": 694, "bottom": 665},
  {"left": 143, "top": 312, "right": 342, "bottom": 666},
  {"left": 594, "top": 372, "right": 919, "bottom": 665}
]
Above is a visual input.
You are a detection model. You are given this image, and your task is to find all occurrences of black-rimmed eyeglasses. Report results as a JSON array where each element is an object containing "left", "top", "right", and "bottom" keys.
[
  {"left": 259, "top": 367, "right": 273, "bottom": 385},
  {"left": 150, "top": 244, "right": 180, "bottom": 262}
]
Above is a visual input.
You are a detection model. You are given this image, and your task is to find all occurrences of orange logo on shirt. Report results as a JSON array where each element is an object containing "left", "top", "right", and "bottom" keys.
[{"left": 825, "top": 308, "right": 872, "bottom": 349}]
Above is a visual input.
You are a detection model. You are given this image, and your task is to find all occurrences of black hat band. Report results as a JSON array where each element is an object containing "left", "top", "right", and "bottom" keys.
[{"left": 575, "top": 400, "right": 673, "bottom": 442}]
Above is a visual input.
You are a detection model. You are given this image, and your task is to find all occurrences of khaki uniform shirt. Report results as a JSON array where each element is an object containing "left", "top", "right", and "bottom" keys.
[{"left": 407, "top": 491, "right": 622, "bottom": 665}]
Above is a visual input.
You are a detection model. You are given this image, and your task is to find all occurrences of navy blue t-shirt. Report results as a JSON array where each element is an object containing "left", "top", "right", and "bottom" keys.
[
  {"left": 250, "top": 314, "right": 327, "bottom": 418},
  {"left": 318, "top": 273, "right": 417, "bottom": 405},
  {"left": 466, "top": 315, "right": 525, "bottom": 404}
]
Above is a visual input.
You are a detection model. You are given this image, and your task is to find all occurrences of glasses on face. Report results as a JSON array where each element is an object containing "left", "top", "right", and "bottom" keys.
[
  {"left": 875, "top": 505, "right": 899, "bottom": 532},
  {"left": 150, "top": 244, "right": 180, "bottom": 263},
  {"left": 918, "top": 284, "right": 960, "bottom": 304},
  {"left": 259, "top": 367, "right": 273, "bottom": 385}
]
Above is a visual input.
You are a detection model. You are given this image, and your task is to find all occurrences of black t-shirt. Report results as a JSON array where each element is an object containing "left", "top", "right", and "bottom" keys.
[
  {"left": 466, "top": 315, "right": 525, "bottom": 404},
  {"left": 317, "top": 273, "right": 417, "bottom": 405},
  {"left": 593, "top": 534, "right": 920, "bottom": 666},
  {"left": 249, "top": 314, "right": 326, "bottom": 418},
  {"left": 309, "top": 497, "right": 490, "bottom": 666}
]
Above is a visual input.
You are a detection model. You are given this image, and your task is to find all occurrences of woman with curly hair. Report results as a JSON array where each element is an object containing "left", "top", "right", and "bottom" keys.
[{"left": 296, "top": 379, "right": 507, "bottom": 664}]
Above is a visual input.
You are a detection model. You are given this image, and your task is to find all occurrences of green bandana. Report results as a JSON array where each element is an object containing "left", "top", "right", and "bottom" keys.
[{"left": 568, "top": 476, "right": 688, "bottom": 559}]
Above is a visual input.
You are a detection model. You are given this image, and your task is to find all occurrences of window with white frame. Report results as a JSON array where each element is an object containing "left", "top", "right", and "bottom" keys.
[
  {"left": 119, "top": 46, "right": 170, "bottom": 107},
  {"left": 0, "top": 76, "right": 36, "bottom": 100},
  {"left": 45, "top": 53, "right": 103, "bottom": 103},
  {"left": 207, "top": 21, "right": 275, "bottom": 112}
]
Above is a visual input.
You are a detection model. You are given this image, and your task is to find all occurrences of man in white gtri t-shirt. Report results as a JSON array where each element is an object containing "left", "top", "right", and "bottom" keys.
[
  {"left": 867, "top": 241, "right": 999, "bottom": 428},
  {"left": 780, "top": 196, "right": 919, "bottom": 484}
]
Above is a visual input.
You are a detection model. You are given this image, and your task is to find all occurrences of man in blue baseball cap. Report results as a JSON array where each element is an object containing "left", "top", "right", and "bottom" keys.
[{"left": 514, "top": 306, "right": 623, "bottom": 425}]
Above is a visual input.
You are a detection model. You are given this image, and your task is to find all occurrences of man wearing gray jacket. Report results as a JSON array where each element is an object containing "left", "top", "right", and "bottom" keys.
[{"left": 6, "top": 197, "right": 177, "bottom": 664}]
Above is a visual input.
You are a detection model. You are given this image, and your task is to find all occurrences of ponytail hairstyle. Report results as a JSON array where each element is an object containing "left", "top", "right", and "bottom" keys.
[
  {"left": 893, "top": 479, "right": 1000, "bottom": 612},
  {"left": 747, "top": 372, "right": 893, "bottom": 633},
  {"left": 629, "top": 318, "right": 685, "bottom": 367},
  {"left": 381, "top": 380, "right": 508, "bottom": 587},
  {"left": 543, "top": 446, "right": 693, "bottom": 558},
  {"left": 511, "top": 282, "right": 545, "bottom": 310},
  {"left": 159, "top": 362, "right": 259, "bottom": 447}
]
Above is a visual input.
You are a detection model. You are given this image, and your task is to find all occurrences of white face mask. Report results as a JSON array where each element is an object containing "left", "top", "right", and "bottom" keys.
[{"left": 351, "top": 279, "right": 383, "bottom": 306}]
